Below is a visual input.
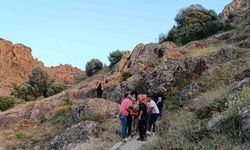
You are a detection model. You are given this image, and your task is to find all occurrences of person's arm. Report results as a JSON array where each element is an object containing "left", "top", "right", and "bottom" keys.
[
  {"left": 96, "top": 82, "right": 99, "bottom": 88},
  {"left": 147, "top": 107, "right": 153, "bottom": 113},
  {"left": 138, "top": 110, "right": 143, "bottom": 120}
]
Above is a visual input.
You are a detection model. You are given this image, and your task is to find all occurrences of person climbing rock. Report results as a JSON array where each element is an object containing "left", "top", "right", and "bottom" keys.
[
  {"left": 119, "top": 92, "right": 132, "bottom": 142},
  {"left": 96, "top": 80, "right": 104, "bottom": 98}
]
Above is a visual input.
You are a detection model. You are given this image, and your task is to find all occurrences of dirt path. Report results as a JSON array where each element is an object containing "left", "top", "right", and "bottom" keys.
[{"left": 109, "top": 136, "right": 154, "bottom": 150}]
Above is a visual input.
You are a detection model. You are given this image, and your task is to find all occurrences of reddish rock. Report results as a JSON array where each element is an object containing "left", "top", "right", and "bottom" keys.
[
  {"left": 221, "top": 0, "right": 248, "bottom": 21},
  {"left": 180, "top": 40, "right": 207, "bottom": 52},
  {"left": 0, "top": 38, "right": 44, "bottom": 95},
  {"left": 0, "top": 38, "right": 84, "bottom": 95},
  {"left": 47, "top": 64, "right": 84, "bottom": 85}
]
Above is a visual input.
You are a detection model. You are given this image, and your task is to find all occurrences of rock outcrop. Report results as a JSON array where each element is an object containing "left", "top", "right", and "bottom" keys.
[
  {"left": 51, "top": 121, "right": 100, "bottom": 150},
  {"left": 112, "top": 57, "right": 207, "bottom": 99},
  {"left": 221, "top": 0, "right": 249, "bottom": 21},
  {"left": 238, "top": 105, "right": 250, "bottom": 141},
  {"left": 0, "top": 38, "right": 85, "bottom": 95},
  {"left": 113, "top": 41, "right": 182, "bottom": 75},
  {"left": 65, "top": 98, "right": 119, "bottom": 127},
  {"left": 177, "top": 82, "right": 200, "bottom": 101},
  {"left": 47, "top": 64, "right": 84, "bottom": 85},
  {"left": 180, "top": 40, "right": 207, "bottom": 52},
  {"left": 0, "top": 38, "right": 44, "bottom": 95}
]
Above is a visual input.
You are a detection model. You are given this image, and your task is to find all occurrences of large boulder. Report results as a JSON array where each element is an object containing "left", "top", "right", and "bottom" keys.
[
  {"left": 51, "top": 121, "right": 100, "bottom": 150},
  {"left": 232, "top": 78, "right": 250, "bottom": 92},
  {"left": 218, "top": 45, "right": 237, "bottom": 59},
  {"left": 177, "top": 82, "right": 200, "bottom": 101},
  {"left": 114, "top": 57, "right": 207, "bottom": 98},
  {"left": 65, "top": 98, "right": 119, "bottom": 127},
  {"left": 112, "top": 41, "right": 182, "bottom": 75},
  {"left": 138, "top": 57, "right": 207, "bottom": 96}
]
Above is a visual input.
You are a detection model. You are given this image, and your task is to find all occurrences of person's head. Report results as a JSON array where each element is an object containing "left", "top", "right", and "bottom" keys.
[
  {"left": 158, "top": 97, "right": 162, "bottom": 101},
  {"left": 124, "top": 91, "right": 133, "bottom": 100},
  {"left": 137, "top": 94, "right": 146, "bottom": 102},
  {"left": 146, "top": 96, "right": 151, "bottom": 102}
]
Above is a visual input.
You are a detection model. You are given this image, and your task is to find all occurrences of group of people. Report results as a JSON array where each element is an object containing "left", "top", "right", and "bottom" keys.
[{"left": 119, "top": 92, "right": 164, "bottom": 142}]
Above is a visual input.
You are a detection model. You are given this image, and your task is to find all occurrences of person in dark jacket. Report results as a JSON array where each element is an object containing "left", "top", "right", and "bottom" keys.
[
  {"left": 96, "top": 81, "right": 104, "bottom": 98},
  {"left": 156, "top": 97, "right": 164, "bottom": 118},
  {"left": 137, "top": 95, "right": 148, "bottom": 141}
]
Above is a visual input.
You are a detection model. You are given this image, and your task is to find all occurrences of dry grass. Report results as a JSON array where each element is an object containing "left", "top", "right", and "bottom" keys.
[
  {"left": 184, "top": 42, "right": 226, "bottom": 57},
  {"left": 190, "top": 85, "right": 230, "bottom": 109}
]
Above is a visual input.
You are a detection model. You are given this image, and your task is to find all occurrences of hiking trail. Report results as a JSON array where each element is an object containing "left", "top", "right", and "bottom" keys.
[{"left": 109, "top": 135, "right": 155, "bottom": 150}]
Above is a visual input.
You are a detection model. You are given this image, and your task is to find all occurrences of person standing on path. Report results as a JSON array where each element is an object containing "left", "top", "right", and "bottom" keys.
[
  {"left": 137, "top": 95, "right": 148, "bottom": 141},
  {"left": 96, "top": 80, "right": 104, "bottom": 98},
  {"left": 147, "top": 96, "right": 160, "bottom": 134},
  {"left": 156, "top": 96, "right": 164, "bottom": 119},
  {"left": 119, "top": 93, "right": 132, "bottom": 141}
]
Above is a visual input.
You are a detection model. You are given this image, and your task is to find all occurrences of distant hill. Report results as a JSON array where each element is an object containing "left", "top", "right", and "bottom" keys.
[{"left": 0, "top": 38, "right": 84, "bottom": 96}]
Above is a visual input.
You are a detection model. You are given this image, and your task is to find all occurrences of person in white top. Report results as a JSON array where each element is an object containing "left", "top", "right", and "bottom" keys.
[{"left": 147, "top": 96, "right": 160, "bottom": 133}]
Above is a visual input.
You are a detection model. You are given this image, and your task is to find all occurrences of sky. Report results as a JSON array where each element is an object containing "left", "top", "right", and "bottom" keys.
[{"left": 1, "top": 0, "right": 231, "bottom": 69}]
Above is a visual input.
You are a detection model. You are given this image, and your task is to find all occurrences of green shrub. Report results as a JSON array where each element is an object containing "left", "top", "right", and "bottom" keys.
[
  {"left": 85, "top": 58, "right": 103, "bottom": 76},
  {"left": 121, "top": 71, "right": 132, "bottom": 81},
  {"left": 37, "top": 115, "right": 46, "bottom": 124},
  {"left": 165, "top": 5, "right": 226, "bottom": 46},
  {"left": 11, "top": 84, "right": 36, "bottom": 101},
  {"left": 0, "top": 96, "right": 16, "bottom": 111},
  {"left": 166, "top": 88, "right": 183, "bottom": 110},
  {"left": 16, "top": 131, "right": 28, "bottom": 139},
  {"left": 76, "top": 74, "right": 87, "bottom": 83},
  {"left": 49, "top": 105, "right": 72, "bottom": 125},
  {"left": 108, "top": 50, "right": 126, "bottom": 68},
  {"left": 11, "top": 68, "right": 66, "bottom": 101},
  {"left": 45, "top": 83, "right": 66, "bottom": 97},
  {"left": 81, "top": 113, "right": 104, "bottom": 123}
]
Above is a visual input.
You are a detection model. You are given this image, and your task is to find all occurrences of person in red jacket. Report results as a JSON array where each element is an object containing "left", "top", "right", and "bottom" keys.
[{"left": 119, "top": 93, "right": 132, "bottom": 141}]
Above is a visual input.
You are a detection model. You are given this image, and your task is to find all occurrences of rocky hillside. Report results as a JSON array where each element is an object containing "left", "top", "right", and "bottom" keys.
[
  {"left": 0, "top": 38, "right": 84, "bottom": 96},
  {"left": 0, "top": 0, "right": 249, "bottom": 149},
  {"left": 47, "top": 64, "right": 85, "bottom": 85},
  {"left": 0, "top": 38, "right": 44, "bottom": 95},
  {"left": 221, "top": 0, "right": 248, "bottom": 20}
]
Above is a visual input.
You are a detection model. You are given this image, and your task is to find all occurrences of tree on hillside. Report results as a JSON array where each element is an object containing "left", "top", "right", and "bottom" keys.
[
  {"left": 28, "top": 67, "right": 51, "bottom": 98},
  {"left": 108, "top": 50, "right": 126, "bottom": 68},
  {"left": 165, "top": 4, "right": 225, "bottom": 46},
  {"left": 11, "top": 68, "right": 66, "bottom": 101},
  {"left": 85, "top": 59, "right": 103, "bottom": 76}
]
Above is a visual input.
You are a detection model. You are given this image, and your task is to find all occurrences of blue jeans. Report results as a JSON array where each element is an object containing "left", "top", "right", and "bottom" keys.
[{"left": 119, "top": 113, "right": 128, "bottom": 139}]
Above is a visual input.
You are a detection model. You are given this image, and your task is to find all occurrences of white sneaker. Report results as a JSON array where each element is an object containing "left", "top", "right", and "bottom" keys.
[
  {"left": 146, "top": 131, "right": 152, "bottom": 135},
  {"left": 122, "top": 138, "right": 128, "bottom": 143}
]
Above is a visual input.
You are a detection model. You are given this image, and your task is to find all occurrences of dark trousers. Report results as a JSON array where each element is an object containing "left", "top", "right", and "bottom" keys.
[
  {"left": 138, "top": 119, "right": 147, "bottom": 139},
  {"left": 148, "top": 114, "right": 159, "bottom": 132},
  {"left": 97, "top": 89, "right": 103, "bottom": 98},
  {"left": 159, "top": 108, "right": 163, "bottom": 118},
  {"left": 127, "top": 115, "right": 132, "bottom": 136}
]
